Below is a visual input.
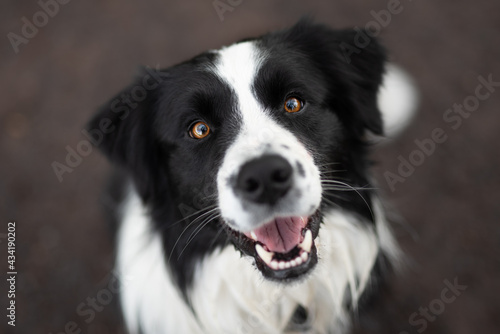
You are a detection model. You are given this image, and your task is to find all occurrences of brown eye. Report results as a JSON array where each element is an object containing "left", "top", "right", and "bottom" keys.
[
  {"left": 190, "top": 121, "right": 211, "bottom": 139},
  {"left": 284, "top": 97, "right": 303, "bottom": 113}
]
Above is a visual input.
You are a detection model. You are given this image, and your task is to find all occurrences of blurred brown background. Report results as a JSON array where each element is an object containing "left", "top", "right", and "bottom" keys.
[{"left": 1, "top": 0, "right": 499, "bottom": 333}]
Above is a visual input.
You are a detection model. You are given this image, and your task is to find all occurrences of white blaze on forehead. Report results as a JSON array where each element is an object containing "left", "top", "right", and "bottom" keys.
[
  {"left": 210, "top": 41, "right": 322, "bottom": 232},
  {"left": 210, "top": 41, "right": 276, "bottom": 145},
  {"left": 211, "top": 41, "right": 265, "bottom": 109}
]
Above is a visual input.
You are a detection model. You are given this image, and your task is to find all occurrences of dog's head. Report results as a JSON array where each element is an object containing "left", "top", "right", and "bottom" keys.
[{"left": 89, "top": 20, "right": 386, "bottom": 285}]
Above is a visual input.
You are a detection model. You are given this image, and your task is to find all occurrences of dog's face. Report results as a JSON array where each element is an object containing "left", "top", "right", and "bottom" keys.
[{"left": 90, "top": 20, "right": 385, "bottom": 286}]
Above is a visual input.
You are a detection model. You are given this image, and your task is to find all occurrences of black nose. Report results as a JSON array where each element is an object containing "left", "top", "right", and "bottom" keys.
[{"left": 235, "top": 155, "right": 293, "bottom": 205}]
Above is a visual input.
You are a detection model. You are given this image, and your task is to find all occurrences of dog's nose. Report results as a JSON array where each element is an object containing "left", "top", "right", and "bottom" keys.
[{"left": 235, "top": 155, "right": 293, "bottom": 205}]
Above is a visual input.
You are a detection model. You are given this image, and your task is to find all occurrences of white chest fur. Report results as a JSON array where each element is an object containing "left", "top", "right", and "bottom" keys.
[{"left": 116, "top": 190, "right": 396, "bottom": 334}]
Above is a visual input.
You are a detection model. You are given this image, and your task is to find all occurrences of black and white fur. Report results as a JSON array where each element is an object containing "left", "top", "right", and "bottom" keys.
[{"left": 89, "top": 20, "right": 416, "bottom": 334}]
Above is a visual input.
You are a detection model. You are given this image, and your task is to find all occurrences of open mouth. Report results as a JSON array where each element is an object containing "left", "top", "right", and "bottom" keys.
[{"left": 226, "top": 211, "right": 321, "bottom": 281}]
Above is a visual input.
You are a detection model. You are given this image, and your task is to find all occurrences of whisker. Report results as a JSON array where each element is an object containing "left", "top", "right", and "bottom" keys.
[
  {"left": 319, "top": 172, "right": 349, "bottom": 181},
  {"left": 317, "top": 161, "right": 342, "bottom": 166},
  {"left": 162, "top": 203, "right": 218, "bottom": 231},
  {"left": 185, "top": 211, "right": 220, "bottom": 246},
  {"left": 207, "top": 225, "right": 227, "bottom": 250},
  {"left": 321, "top": 179, "right": 376, "bottom": 191},
  {"left": 322, "top": 197, "right": 341, "bottom": 209},
  {"left": 322, "top": 192, "right": 344, "bottom": 201},
  {"left": 322, "top": 185, "right": 376, "bottom": 192},
  {"left": 177, "top": 214, "right": 221, "bottom": 260},
  {"left": 168, "top": 207, "right": 219, "bottom": 263},
  {"left": 321, "top": 179, "right": 375, "bottom": 221}
]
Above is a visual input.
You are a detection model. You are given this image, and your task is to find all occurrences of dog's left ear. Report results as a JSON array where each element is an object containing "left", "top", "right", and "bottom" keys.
[
  {"left": 283, "top": 20, "right": 386, "bottom": 137},
  {"left": 87, "top": 68, "right": 166, "bottom": 202},
  {"left": 332, "top": 27, "right": 386, "bottom": 137}
]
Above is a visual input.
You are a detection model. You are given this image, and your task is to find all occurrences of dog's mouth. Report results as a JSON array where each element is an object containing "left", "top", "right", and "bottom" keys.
[{"left": 226, "top": 211, "right": 321, "bottom": 281}]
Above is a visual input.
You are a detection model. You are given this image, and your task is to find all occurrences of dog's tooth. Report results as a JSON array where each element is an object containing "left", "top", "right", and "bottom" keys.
[
  {"left": 285, "top": 262, "right": 291, "bottom": 269},
  {"left": 291, "top": 259, "right": 297, "bottom": 267},
  {"left": 250, "top": 231, "right": 258, "bottom": 241},
  {"left": 278, "top": 262, "right": 286, "bottom": 270},
  {"left": 301, "top": 251, "right": 308, "bottom": 262},
  {"left": 299, "top": 229, "right": 313, "bottom": 253},
  {"left": 296, "top": 257, "right": 303, "bottom": 266},
  {"left": 255, "top": 244, "right": 274, "bottom": 265},
  {"left": 271, "top": 261, "right": 279, "bottom": 270}
]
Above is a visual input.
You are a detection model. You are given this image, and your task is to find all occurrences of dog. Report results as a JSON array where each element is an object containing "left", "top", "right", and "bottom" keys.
[{"left": 88, "top": 19, "right": 416, "bottom": 334}]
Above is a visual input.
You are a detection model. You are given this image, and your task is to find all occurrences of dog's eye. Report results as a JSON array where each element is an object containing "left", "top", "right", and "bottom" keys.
[
  {"left": 189, "top": 121, "right": 211, "bottom": 139},
  {"left": 284, "top": 97, "right": 303, "bottom": 113}
]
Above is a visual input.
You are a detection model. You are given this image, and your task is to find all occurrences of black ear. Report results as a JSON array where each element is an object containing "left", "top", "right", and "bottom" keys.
[
  {"left": 333, "top": 27, "right": 386, "bottom": 136},
  {"left": 282, "top": 20, "right": 386, "bottom": 137},
  {"left": 87, "top": 68, "right": 165, "bottom": 201}
]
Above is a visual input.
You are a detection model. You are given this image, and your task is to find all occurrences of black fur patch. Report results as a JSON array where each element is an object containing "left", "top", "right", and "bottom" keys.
[{"left": 89, "top": 19, "right": 386, "bottom": 302}]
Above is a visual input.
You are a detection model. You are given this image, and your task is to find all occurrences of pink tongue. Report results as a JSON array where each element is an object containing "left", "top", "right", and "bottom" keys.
[{"left": 253, "top": 217, "right": 306, "bottom": 253}]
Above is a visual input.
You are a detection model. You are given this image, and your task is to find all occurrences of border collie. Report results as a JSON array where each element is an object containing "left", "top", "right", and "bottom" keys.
[{"left": 89, "top": 20, "right": 416, "bottom": 334}]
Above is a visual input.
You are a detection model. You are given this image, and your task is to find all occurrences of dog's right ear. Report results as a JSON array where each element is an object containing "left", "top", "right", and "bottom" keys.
[
  {"left": 275, "top": 19, "right": 387, "bottom": 138},
  {"left": 87, "top": 68, "right": 165, "bottom": 201}
]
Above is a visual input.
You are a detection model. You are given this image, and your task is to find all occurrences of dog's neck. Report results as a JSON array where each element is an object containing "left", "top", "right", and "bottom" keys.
[{"left": 116, "top": 188, "right": 394, "bottom": 334}]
